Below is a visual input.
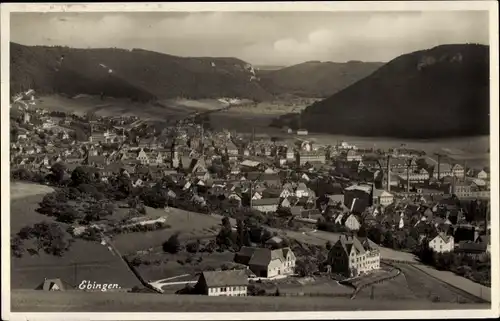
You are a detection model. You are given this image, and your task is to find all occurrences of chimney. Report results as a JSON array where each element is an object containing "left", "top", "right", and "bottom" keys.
[{"left": 386, "top": 155, "right": 391, "bottom": 192}]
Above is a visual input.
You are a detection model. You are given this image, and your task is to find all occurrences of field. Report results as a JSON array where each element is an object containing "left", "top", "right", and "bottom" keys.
[
  {"left": 395, "top": 264, "right": 487, "bottom": 303},
  {"left": 10, "top": 182, "right": 54, "bottom": 201},
  {"left": 36, "top": 95, "right": 190, "bottom": 120},
  {"left": 134, "top": 251, "right": 236, "bottom": 282},
  {"left": 412, "top": 264, "right": 491, "bottom": 302},
  {"left": 112, "top": 207, "right": 222, "bottom": 255},
  {"left": 10, "top": 183, "right": 141, "bottom": 290},
  {"left": 10, "top": 290, "right": 488, "bottom": 312}
]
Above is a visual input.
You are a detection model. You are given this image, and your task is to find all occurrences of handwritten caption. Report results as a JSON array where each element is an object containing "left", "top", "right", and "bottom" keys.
[{"left": 78, "top": 280, "right": 121, "bottom": 292}]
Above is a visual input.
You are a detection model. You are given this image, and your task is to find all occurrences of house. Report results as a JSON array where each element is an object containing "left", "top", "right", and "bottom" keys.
[
  {"left": 327, "top": 235, "right": 380, "bottom": 277},
  {"left": 373, "top": 189, "right": 394, "bottom": 207},
  {"left": 234, "top": 247, "right": 296, "bottom": 278},
  {"left": 453, "top": 182, "right": 473, "bottom": 198},
  {"left": 35, "top": 278, "right": 72, "bottom": 291},
  {"left": 346, "top": 150, "right": 362, "bottom": 162},
  {"left": 477, "top": 170, "right": 489, "bottom": 180},
  {"left": 297, "top": 129, "right": 308, "bottom": 136},
  {"left": 297, "top": 151, "right": 326, "bottom": 165},
  {"left": 344, "top": 213, "right": 361, "bottom": 231},
  {"left": 194, "top": 270, "right": 248, "bottom": 296},
  {"left": 455, "top": 241, "right": 487, "bottom": 258},
  {"left": 136, "top": 148, "right": 150, "bottom": 165},
  {"left": 295, "top": 182, "right": 310, "bottom": 198},
  {"left": 451, "top": 164, "right": 465, "bottom": 179},
  {"left": 251, "top": 198, "right": 280, "bottom": 213},
  {"left": 433, "top": 163, "right": 453, "bottom": 179},
  {"left": 428, "top": 233, "right": 454, "bottom": 253}
]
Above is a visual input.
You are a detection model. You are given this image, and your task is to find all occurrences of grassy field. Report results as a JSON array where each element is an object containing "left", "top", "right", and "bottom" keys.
[
  {"left": 112, "top": 207, "right": 222, "bottom": 255},
  {"left": 10, "top": 290, "right": 488, "bottom": 312},
  {"left": 10, "top": 182, "right": 54, "bottom": 201},
  {"left": 10, "top": 183, "right": 141, "bottom": 290},
  {"left": 135, "top": 251, "right": 236, "bottom": 282},
  {"left": 395, "top": 264, "right": 486, "bottom": 303},
  {"left": 412, "top": 264, "right": 491, "bottom": 302}
]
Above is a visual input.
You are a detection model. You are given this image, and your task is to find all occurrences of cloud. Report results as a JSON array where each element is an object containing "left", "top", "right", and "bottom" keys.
[{"left": 11, "top": 11, "right": 489, "bottom": 65}]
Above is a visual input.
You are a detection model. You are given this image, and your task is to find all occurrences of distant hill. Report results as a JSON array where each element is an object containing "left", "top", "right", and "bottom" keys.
[
  {"left": 298, "top": 44, "right": 490, "bottom": 138},
  {"left": 10, "top": 42, "right": 273, "bottom": 102},
  {"left": 258, "top": 60, "right": 384, "bottom": 98}
]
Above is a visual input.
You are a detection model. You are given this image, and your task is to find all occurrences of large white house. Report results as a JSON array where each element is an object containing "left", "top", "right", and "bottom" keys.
[
  {"left": 328, "top": 235, "right": 380, "bottom": 277},
  {"left": 234, "top": 247, "right": 296, "bottom": 278},
  {"left": 194, "top": 270, "right": 248, "bottom": 296},
  {"left": 428, "top": 233, "right": 454, "bottom": 253}
]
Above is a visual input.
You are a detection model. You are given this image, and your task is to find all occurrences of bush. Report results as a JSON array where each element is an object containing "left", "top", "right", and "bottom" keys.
[
  {"left": 162, "top": 233, "right": 181, "bottom": 254},
  {"left": 186, "top": 241, "right": 200, "bottom": 253},
  {"left": 130, "top": 256, "right": 143, "bottom": 267}
]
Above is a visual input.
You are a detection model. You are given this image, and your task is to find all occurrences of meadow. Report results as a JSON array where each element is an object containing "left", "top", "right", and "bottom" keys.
[
  {"left": 112, "top": 207, "right": 222, "bottom": 255},
  {"left": 10, "top": 182, "right": 141, "bottom": 290},
  {"left": 11, "top": 290, "right": 488, "bottom": 312}
]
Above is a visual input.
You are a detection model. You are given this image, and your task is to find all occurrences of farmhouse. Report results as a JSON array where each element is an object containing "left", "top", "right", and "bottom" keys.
[
  {"left": 194, "top": 270, "right": 248, "bottom": 297},
  {"left": 234, "top": 246, "right": 296, "bottom": 278}
]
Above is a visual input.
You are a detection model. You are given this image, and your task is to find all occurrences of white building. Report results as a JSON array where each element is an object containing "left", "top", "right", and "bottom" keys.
[
  {"left": 428, "top": 233, "right": 454, "bottom": 253},
  {"left": 194, "top": 270, "right": 248, "bottom": 296},
  {"left": 235, "top": 247, "right": 296, "bottom": 278},
  {"left": 344, "top": 214, "right": 361, "bottom": 231},
  {"left": 373, "top": 189, "right": 394, "bottom": 207},
  {"left": 477, "top": 170, "right": 489, "bottom": 180},
  {"left": 328, "top": 235, "right": 380, "bottom": 277}
]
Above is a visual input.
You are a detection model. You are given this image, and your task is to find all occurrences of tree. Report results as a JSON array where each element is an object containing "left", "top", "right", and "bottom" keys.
[
  {"left": 71, "top": 166, "right": 93, "bottom": 186},
  {"left": 163, "top": 233, "right": 181, "bottom": 254},
  {"left": 357, "top": 226, "right": 368, "bottom": 238},
  {"left": 325, "top": 241, "right": 332, "bottom": 250},
  {"left": 11, "top": 236, "right": 24, "bottom": 258},
  {"left": 22, "top": 222, "right": 73, "bottom": 256},
  {"left": 50, "top": 162, "right": 66, "bottom": 184},
  {"left": 295, "top": 259, "right": 318, "bottom": 277},
  {"left": 186, "top": 241, "right": 200, "bottom": 253}
]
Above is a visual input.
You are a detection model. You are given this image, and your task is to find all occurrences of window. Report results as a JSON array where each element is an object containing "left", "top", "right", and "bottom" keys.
[{"left": 221, "top": 287, "right": 227, "bottom": 292}]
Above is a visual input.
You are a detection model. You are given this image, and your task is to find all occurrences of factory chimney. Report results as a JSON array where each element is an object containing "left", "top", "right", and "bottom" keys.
[{"left": 386, "top": 155, "right": 391, "bottom": 192}]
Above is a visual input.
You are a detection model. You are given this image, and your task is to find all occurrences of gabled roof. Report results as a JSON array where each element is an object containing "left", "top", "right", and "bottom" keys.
[
  {"left": 201, "top": 269, "right": 248, "bottom": 287},
  {"left": 251, "top": 198, "right": 280, "bottom": 206}
]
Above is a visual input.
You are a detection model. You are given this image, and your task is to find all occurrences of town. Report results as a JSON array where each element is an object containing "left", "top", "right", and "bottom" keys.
[{"left": 9, "top": 88, "right": 491, "bottom": 302}]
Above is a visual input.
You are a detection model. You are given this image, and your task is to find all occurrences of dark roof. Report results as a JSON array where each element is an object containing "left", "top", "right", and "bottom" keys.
[
  {"left": 201, "top": 270, "right": 248, "bottom": 287},
  {"left": 35, "top": 278, "right": 74, "bottom": 291},
  {"left": 248, "top": 247, "right": 288, "bottom": 267},
  {"left": 251, "top": 198, "right": 280, "bottom": 206}
]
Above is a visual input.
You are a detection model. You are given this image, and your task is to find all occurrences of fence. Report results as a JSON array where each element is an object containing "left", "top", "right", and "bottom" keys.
[
  {"left": 122, "top": 256, "right": 164, "bottom": 294},
  {"left": 279, "top": 292, "right": 352, "bottom": 298}
]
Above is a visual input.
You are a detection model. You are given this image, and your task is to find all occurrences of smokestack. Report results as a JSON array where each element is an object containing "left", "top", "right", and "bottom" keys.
[
  {"left": 386, "top": 155, "right": 391, "bottom": 192},
  {"left": 437, "top": 154, "right": 441, "bottom": 181},
  {"left": 406, "top": 165, "right": 410, "bottom": 193}
]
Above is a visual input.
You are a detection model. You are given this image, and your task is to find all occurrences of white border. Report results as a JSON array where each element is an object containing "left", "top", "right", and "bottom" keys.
[{"left": 1, "top": 2, "right": 498, "bottom": 320}]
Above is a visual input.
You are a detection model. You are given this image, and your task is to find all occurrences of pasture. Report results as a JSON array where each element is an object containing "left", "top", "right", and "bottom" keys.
[
  {"left": 11, "top": 290, "right": 488, "bottom": 312},
  {"left": 112, "top": 207, "right": 222, "bottom": 255},
  {"left": 134, "top": 251, "right": 236, "bottom": 282},
  {"left": 10, "top": 183, "right": 141, "bottom": 290}
]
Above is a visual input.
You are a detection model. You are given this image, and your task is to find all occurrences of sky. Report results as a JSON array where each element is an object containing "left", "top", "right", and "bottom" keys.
[{"left": 10, "top": 11, "right": 489, "bottom": 66}]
